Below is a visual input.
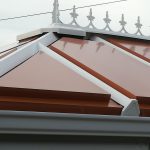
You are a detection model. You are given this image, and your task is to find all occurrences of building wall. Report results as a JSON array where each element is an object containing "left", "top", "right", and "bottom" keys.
[{"left": 0, "top": 135, "right": 149, "bottom": 150}]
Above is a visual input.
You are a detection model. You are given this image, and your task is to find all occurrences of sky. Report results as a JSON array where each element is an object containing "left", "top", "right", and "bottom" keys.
[{"left": 0, "top": 0, "right": 150, "bottom": 47}]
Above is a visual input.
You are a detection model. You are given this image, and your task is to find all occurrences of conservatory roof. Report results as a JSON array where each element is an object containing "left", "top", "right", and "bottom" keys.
[{"left": 0, "top": 30, "right": 149, "bottom": 117}]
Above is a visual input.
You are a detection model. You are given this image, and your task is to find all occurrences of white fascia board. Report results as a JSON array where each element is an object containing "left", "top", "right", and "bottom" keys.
[
  {"left": 39, "top": 43, "right": 140, "bottom": 116},
  {"left": 0, "top": 110, "right": 150, "bottom": 137},
  {"left": 0, "top": 41, "right": 19, "bottom": 53},
  {"left": 91, "top": 36, "right": 150, "bottom": 66},
  {"left": 0, "top": 33, "right": 58, "bottom": 77}
]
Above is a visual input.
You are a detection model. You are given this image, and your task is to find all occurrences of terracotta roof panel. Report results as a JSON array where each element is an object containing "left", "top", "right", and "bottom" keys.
[
  {"left": 106, "top": 36, "right": 150, "bottom": 62},
  {"left": 0, "top": 52, "right": 122, "bottom": 115},
  {"left": 50, "top": 37, "right": 150, "bottom": 105}
]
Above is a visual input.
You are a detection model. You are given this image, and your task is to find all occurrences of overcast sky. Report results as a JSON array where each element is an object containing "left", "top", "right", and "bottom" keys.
[{"left": 0, "top": 0, "right": 150, "bottom": 47}]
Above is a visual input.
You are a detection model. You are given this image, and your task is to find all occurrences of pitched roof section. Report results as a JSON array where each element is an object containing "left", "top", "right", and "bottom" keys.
[
  {"left": 106, "top": 36, "right": 150, "bottom": 63},
  {"left": 0, "top": 52, "right": 122, "bottom": 115},
  {"left": 50, "top": 37, "right": 150, "bottom": 116}
]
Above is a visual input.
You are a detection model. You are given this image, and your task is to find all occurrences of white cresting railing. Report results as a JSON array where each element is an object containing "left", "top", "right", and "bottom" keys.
[{"left": 51, "top": 0, "right": 150, "bottom": 40}]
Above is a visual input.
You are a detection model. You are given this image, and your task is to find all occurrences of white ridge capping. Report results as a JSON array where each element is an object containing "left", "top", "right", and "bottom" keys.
[
  {"left": 91, "top": 36, "right": 150, "bottom": 66},
  {"left": 43, "top": 24, "right": 86, "bottom": 37},
  {"left": 17, "top": 28, "right": 44, "bottom": 41},
  {"left": 17, "top": 24, "right": 86, "bottom": 41},
  {"left": 0, "top": 32, "right": 58, "bottom": 77},
  {"left": 39, "top": 43, "right": 140, "bottom": 116}
]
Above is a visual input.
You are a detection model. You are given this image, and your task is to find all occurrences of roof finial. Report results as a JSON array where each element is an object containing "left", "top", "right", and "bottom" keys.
[
  {"left": 135, "top": 16, "right": 143, "bottom": 35},
  {"left": 70, "top": 5, "right": 79, "bottom": 26},
  {"left": 103, "top": 11, "right": 112, "bottom": 31},
  {"left": 52, "top": 0, "right": 60, "bottom": 24},
  {"left": 119, "top": 14, "right": 128, "bottom": 33},
  {"left": 86, "top": 8, "right": 96, "bottom": 29}
]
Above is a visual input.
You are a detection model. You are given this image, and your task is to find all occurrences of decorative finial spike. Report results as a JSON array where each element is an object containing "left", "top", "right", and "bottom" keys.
[
  {"left": 70, "top": 5, "right": 79, "bottom": 26},
  {"left": 135, "top": 16, "right": 143, "bottom": 35},
  {"left": 73, "top": 5, "right": 76, "bottom": 10},
  {"left": 119, "top": 14, "right": 128, "bottom": 33},
  {"left": 106, "top": 11, "right": 109, "bottom": 18},
  {"left": 86, "top": 8, "right": 96, "bottom": 29},
  {"left": 135, "top": 16, "right": 142, "bottom": 29},
  {"left": 103, "top": 11, "right": 112, "bottom": 31},
  {"left": 52, "top": 0, "right": 60, "bottom": 24},
  {"left": 120, "top": 14, "right": 126, "bottom": 25},
  {"left": 90, "top": 8, "right": 92, "bottom": 15},
  {"left": 122, "top": 14, "right": 124, "bottom": 20},
  {"left": 87, "top": 8, "right": 95, "bottom": 21},
  {"left": 70, "top": 5, "right": 78, "bottom": 19}
]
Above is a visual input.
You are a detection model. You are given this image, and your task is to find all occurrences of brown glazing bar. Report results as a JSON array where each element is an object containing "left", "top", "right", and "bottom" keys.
[
  {"left": 0, "top": 52, "right": 123, "bottom": 115},
  {"left": 18, "top": 34, "right": 45, "bottom": 43},
  {"left": 50, "top": 37, "right": 150, "bottom": 103},
  {"left": 106, "top": 36, "right": 150, "bottom": 63}
]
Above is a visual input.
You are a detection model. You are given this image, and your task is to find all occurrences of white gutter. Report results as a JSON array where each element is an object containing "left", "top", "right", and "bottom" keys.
[
  {"left": 0, "top": 110, "right": 149, "bottom": 137},
  {"left": 91, "top": 36, "right": 150, "bottom": 66},
  {"left": 0, "top": 33, "right": 58, "bottom": 77},
  {"left": 39, "top": 43, "right": 140, "bottom": 116}
]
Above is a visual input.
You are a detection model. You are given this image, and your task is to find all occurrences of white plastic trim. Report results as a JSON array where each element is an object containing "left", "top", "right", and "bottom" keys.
[
  {"left": 0, "top": 42, "right": 38, "bottom": 77},
  {"left": 0, "top": 33, "right": 58, "bottom": 77},
  {"left": 84, "top": 28, "right": 150, "bottom": 41},
  {"left": 36, "top": 32, "right": 58, "bottom": 47},
  {"left": 39, "top": 43, "right": 140, "bottom": 116},
  {"left": 91, "top": 36, "right": 150, "bottom": 66},
  {"left": 0, "top": 41, "right": 19, "bottom": 53},
  {"left": 17, "top": 29, "right": 43, "bottom": 41},
  {"left": 17, "top": 25, "right": 86, "bottom": 41},
  {"left": 46, "top": 24, "right": 86, "bottom": 36}
]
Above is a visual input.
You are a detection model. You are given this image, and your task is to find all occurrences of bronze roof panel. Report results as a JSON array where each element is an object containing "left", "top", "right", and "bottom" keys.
[
  {"left": 106, "top": 36, "right": 150, "bottom": 63},
  {"left": 50, "top": 37, "right": 150, "bottom": 102},
  {"left": 0, "top": 51, "right": 122, "bottom": 115},
  {"left": 0, "top": 52, "right": 108, "bottom": 95}
]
